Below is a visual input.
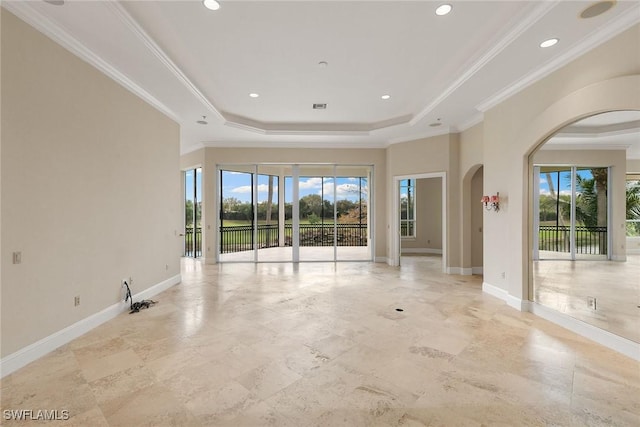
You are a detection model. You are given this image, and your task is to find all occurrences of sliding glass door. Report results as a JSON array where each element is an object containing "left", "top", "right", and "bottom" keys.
[
  {"left": 217, "top": 164, "right": 372, "bottom": 263},
  {"left": 533, "top": 166, "right": 609, "bottom": 260}
]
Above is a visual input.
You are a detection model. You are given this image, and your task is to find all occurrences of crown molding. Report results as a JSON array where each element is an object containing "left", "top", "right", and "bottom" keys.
[
  {"left": 105, "top": 1, "right": 224, "bottom": 122},
  {"left": 409, "top": 0, "right": 559, "bottom": 126},
  {"left": 200, "top": 140, "right": 387, "bottom": 150},
  {"left": 540, "top": 143, "right": 631, "bottom": 151},
  {"left": 477, "top": 3, "right": 640, "bottom": 112},
  {"left": 2, "top": 1, "right": 182, "bottom": 124}
]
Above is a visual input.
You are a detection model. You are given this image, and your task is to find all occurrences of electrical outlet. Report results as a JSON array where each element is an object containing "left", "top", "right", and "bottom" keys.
[
  {"left": 165, "top": 264, "right": 169, "bottom": 270},
  {"left": 122, "top": 278, "right": 128, "bottom": 288},
  {"left": 587, "top": 296, "right": 597, "bottom": 310},
  {"left": 12, "top": 252, "right": 22, "bottom": 264},
  {"left": 74, "top": 296, "right": 80, "bottom": 306},
  {"left": 501, "top": 272, "right": 506, "bottom": 279}
]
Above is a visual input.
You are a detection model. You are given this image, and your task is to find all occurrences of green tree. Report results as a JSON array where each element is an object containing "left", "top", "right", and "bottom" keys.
[{"left": 627, "top": 180, "right": 640, "bottom": 236}]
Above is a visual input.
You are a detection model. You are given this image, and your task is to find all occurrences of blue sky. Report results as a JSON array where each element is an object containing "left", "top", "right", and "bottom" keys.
[
  {"left": 538, "top": 169, "right": 594, "bottom": 196},
  {"left": 184, "top": 169, "right": 202, "bottom": 202},
  {"left": 221, "top": 171, "right": 367, "bottom": 203}
]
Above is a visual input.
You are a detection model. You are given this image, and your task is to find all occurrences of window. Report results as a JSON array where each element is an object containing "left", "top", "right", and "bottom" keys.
[
  {"left": 400, "top": 179, "right": 416, "bottom": 238},
  {"left": 626, "top": 176, "right": 640, "bottom": 237}
]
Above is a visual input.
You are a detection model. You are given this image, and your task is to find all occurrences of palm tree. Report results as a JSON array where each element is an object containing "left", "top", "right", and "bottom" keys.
[
  {"left": 575, "top": 168, "right": 607, "bottom": 254},
  {"left": 627, "top": 180, "right": 640, "bottom": 236}
]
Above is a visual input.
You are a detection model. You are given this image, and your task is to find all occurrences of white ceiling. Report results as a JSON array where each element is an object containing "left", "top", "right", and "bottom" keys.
[{"left": 4, "top": 0, "right": 640, "bottom": 154}]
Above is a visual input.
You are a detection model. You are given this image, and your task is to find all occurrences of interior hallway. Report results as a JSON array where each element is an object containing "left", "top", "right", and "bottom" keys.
[{"left": 1, "top": 257, "right": 638, "bottom": 426}]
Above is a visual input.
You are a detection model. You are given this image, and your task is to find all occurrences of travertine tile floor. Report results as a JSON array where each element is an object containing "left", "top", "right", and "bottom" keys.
[
  {"left": 2, "top": 255, "right": 639, "bottom": 426},
  {"left": 533, "top": 255, "right": 640, "bottom": 343}
]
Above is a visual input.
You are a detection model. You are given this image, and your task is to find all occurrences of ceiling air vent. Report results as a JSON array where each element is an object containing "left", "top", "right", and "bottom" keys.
[{"left": 313, "top": 103, "right": 327, "bottom": 110}]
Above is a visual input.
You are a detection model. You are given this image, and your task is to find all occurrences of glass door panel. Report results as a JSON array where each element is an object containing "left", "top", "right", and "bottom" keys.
[
  {"left": 336, "top": 166, "right": 372, "bottom": 261},
  {"left": 535, "top": 166, "right": 609, "bottom": 261},
  {"left": 257, "top": 165, "right": 290, "bottom": 262},
  {"left": 537, "top": 167, "right": 572, "bottom": 260},
  {"left": 299, "top": 165, "right": 336, "bottom": 261},
  {"left": 219, "top": 167, "right": 255, "bottom": 262},
  {"left": 575, "top": 167, "right": 608, "bottom": 259}
]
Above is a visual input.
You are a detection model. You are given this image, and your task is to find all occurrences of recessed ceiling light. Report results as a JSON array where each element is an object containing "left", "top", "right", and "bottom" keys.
[
  {"left": 318, "top": 61, "right": 328, "bottom": 67},
  {"left": 540, "top": 38, "right": 559, "bottom": 48},
  {"left": 249, "top": 93, "right": 259, "bottom": 98},
  {"left": 429, "top": 122, "right": 442, "bottom": 127},
  {"left": 435, "top": 4, "right": 452, "bottom": 16},
  {"left": 580, "top": 1, "right": 616, "bottom": 19},
  {"left": 203, "top": 0, "right": 220, "bottom": 11},
  {"left": 313, "top": 104, "right": 327, "bottom": 110},
  {"left": 381, "top": 95, "right": 391, "bottom": 100},
  {"left": 197, "top": 116, "right": 208, "bottom": 125}
]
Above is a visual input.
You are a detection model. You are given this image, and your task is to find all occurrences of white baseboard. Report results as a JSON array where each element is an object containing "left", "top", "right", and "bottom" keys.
[
  {"left": 529, "top": 302, "right": 640, "bottom": 361},
  {"left": 401, "top": 248, "right": 443, "bottom": 255},
  {"left": 447, "top": 267, "right": 473, "bottom": 275},
  {"left": 482, "top": 282, "right": 526, "bottom": 311},
  {"left": 482, "top": 281, "right": 509, "bottom": 300},
  {"left": 483, "top": 282, "right": 640, "bottom": 360},
  {"left": 0, "top": 274, "right": 181, "bottom": 378},
  {"left": 376, "top": 256, "right": 390, "bottom": 264},
  {"left": 611, "top": 255, "right": 627, "bottom": 261},
  {"left": 472, "top": 266, "right": 483, "bottom": 275}
]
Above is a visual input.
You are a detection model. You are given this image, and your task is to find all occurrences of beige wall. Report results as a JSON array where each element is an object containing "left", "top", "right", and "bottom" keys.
[
  {"left": 386, "top": 133, "right": 461, "bottom": 268},
  {"left": 1, "top": 11, "right": 181, "bottom": 357},
  {"left": 459, "top": 123, "right": 484, "bottom": 272},
  {"left": 402, "top": 177, "right": 442, "bottom": 252},
  {"left": 628, "top": 159, "right": 640, "bottom": 173},
  {"left": 201, "top": 147, "right": 386, "bottom": 261},
  {"left": 483, "top": 23, "right": 640, "bottom": 301},
  {"left": 180, "top": 148, "right": 205, "bottom": 170}
]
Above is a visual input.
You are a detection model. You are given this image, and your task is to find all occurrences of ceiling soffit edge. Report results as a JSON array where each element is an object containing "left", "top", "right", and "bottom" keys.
[
  {"left": 385, "top": 127, "right": 453, "bottom": 147},
  {"left": 455, "top": 113, "right": 485, "bottom": 133},
  {"left": 221, "top": 112, "right": 413, "bottom": 135},
  {"left": 180, "top": 142, "right": 206, "bottom": 156},
  {"left": 476, "top": 4, "right": 640, "bottom": 112},
  {"left": 2, "top": 1, "right": 181, "bottom": 123},
  {"left": 409, "top": 0, "right": 558, "bottom": 126}
]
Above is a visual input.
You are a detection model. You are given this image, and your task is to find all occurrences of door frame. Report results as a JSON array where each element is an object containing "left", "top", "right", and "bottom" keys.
[{"left": 391, "top": 172, "right": 447, "bottom": 272}]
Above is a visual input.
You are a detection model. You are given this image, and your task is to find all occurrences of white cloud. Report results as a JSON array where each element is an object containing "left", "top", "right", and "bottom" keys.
[
  {"left": 299, "top": 177, "right": 323, "bottom": 189},
  {"left": 320, "top": 182, "right": 367, "bottom": 199},
  {"left": 230, "top": 185, "right": 252, "bottom": 194}
]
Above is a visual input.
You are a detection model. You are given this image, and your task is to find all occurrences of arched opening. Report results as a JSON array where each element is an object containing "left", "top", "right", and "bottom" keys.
[
  {"left": 528, "top": 111, "right": 640, "bottom": 343},
  {"left": 462, "top": 164, "right": 484, "bottom": 275}
]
